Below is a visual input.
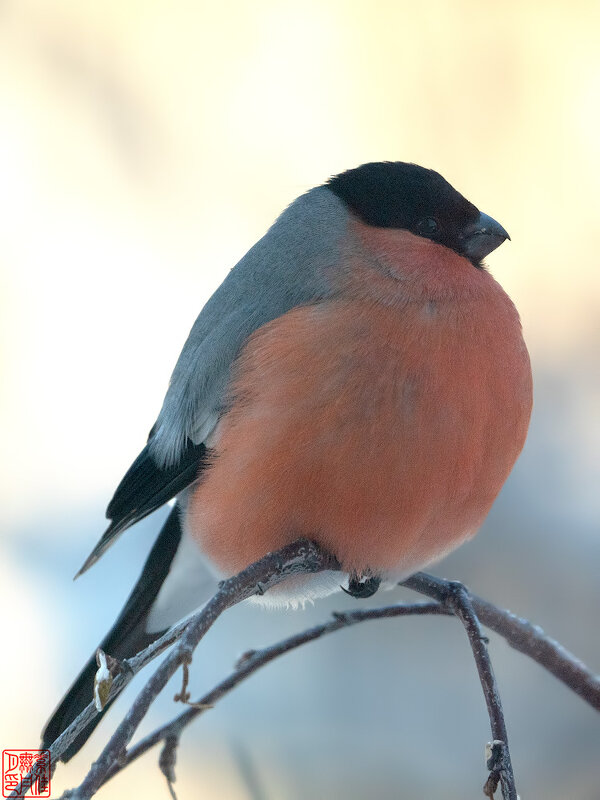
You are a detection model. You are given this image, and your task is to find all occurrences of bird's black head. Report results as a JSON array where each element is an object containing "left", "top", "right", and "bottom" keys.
[{"left": 327, "top": 161, "right": 509, "bottom": 268}]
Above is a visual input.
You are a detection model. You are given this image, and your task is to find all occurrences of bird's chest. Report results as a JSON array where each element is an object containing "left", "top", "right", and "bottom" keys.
[
  {"left": 228, "top": 297, "right": 531, "bottom": 482},
  {"left": 306, "top": 300, "right": 528, "bottom": 450},
  {"left": 189, "top": 296, "right": 531, "bottom": 576}
]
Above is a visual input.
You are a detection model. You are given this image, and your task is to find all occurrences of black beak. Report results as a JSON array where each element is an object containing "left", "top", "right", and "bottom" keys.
[{"left": 461, "top": 212, "right": 510, "bottom": 263}]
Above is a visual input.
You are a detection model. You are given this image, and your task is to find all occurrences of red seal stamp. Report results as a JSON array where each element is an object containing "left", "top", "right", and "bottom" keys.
[{"left": 2, "top": 751, "right": 50, "bottom": 798}]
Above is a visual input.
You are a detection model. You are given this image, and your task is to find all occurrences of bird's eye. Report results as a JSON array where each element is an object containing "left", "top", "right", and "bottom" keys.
[{"left": 418, "top": 217, "right": 439, "bottom": 236}]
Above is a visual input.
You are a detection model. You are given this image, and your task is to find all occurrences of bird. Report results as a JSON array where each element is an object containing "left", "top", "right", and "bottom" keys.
[{"left": 41, "top": 161, "right": 532, "bottom": 760}]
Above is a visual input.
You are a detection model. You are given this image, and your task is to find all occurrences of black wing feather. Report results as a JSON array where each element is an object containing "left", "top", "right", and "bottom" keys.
[{"left": 75, "top": 439, "right": 207, "bottom": 576}]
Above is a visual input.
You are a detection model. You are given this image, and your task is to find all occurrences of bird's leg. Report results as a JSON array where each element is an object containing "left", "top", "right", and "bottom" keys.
[{"left": 342, "top": 573, "right": 381, "bottom": 598}]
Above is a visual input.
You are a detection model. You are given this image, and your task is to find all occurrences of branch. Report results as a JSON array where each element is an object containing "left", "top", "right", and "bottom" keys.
[
  {"left": 57, "top": 539, "right": 339, "bottom": 800},
  {"left": 406, "top": 577, "right": 516, "bottom": 799},
  {"left": 41, "top": 617, "right": 203, "bottom": 767},
  {"left": 403, "top": 573, "right": 600, "bottom": 712},
  {"left": 97, "top": 601, "right": 448, "bottom": 788},
  {"left": 470, "top": 593, "right": 600, "bottom": 711},
  {"left": 89, "top": 575, "right": 600, "bottom": 800},
  {"left": 100, "top": 580, "right": 523, "bottom": 800},
  {"left": 19, "top": 541, "right": 598, "bottom": 800}
]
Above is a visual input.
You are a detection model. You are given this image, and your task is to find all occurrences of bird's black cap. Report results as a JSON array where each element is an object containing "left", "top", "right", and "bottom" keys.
[{"left": 327, "top": 161, "right": 508, "bottom": 267}]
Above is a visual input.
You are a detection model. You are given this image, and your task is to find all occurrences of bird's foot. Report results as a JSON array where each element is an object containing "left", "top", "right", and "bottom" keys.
[{"left": 341, "top": 573, "right": 381, "bottom": 599}]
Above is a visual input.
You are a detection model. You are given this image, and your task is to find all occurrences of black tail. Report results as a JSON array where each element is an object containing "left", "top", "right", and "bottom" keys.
[{"left": 41, "top": 506, "right": 183, "bottom": 761}]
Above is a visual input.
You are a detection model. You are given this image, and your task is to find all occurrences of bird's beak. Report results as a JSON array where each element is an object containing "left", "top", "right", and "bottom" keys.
[{"left": 461, "top": 212, "right": 510, "bottom": 262}]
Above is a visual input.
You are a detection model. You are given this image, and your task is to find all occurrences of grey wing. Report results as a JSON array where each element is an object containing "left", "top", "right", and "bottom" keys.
[
  {"left": 148, "top": 185, "right": 345, "bottom": 467},
  {"left": 76, "top": 186, "right": 347, "bottom": 574}
]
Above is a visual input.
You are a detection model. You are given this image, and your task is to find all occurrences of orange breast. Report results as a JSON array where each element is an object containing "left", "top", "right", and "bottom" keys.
[{"left": 186, "top": 257, "right": 532, "bottom": 579}]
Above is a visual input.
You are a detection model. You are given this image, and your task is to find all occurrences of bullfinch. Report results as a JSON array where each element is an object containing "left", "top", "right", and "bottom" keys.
[{"left": 41, "top": 161, "right": 532, "bottom": 759}]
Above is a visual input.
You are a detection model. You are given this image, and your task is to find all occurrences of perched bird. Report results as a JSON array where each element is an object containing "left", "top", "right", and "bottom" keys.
[{"left": 42, "top": 161, "right": 532, "bottom": 759}]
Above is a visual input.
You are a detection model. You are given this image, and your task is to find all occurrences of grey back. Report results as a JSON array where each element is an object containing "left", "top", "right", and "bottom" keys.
[{"left": 149, "top": 186, "right": 350, "bottom": 467}]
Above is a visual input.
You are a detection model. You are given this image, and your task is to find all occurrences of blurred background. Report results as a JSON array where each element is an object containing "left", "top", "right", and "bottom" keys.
[{"left": 1, "top": 1, "right": 599, "bottom": 797}]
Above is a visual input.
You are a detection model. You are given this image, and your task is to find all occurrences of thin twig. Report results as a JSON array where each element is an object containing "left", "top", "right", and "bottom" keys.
[
  {"left": 158, "top": 734, "right": 179, "bottom": 800},
  {"left": 37, "top": 563, "right": 599, "bottom": 786},
  {"left": 59, "top": 540, "right": 339, "bottom": 800},
  {"left": 16, "top": 544, "right": 598, "bottom": 800},
  {"left": 470, "top": 593, "right": 600, "bottom": 711},
  {"left": 40, "top": 615, "right": 203, "bottom": 767},
  {"left": 98, "top": 601, "right": 448, "bottom": 788},
  {"left": 449, "top": 583, "right": 516, "bottom": 799},
  {"left": 402, "top": 573, "right": 600, "bottom": 711},
  {"left": 402, "top": 575, "right": 517, "bottom": 797}
]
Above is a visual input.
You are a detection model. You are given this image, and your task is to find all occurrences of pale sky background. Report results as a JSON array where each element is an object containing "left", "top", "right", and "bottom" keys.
[{"left": 0, "top": 2, "right": 599, "bottom": 799}]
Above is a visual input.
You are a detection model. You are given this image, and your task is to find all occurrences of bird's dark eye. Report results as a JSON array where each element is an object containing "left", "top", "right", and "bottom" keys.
[{"left": 418, "top": 217, "right": 439, "bottom": 236}]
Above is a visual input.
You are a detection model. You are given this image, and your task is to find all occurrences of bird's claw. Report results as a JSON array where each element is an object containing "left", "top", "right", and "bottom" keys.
[{"left": 341, "top": 574, "right": 381, "bottom": 599}]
